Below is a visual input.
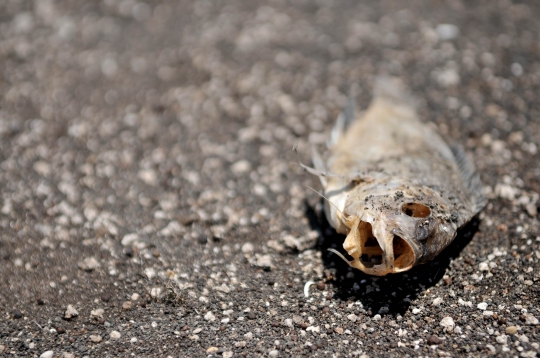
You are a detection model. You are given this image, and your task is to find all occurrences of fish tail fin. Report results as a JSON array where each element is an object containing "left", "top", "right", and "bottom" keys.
[
  {"left": 373, "top": 75, "right": 416, "bottom": 108},
  {"left": 328, "top": 97, "right": 356, "bottom": 148},
  {"left": 450, "top": 145, "right": 487, "bottom": 214}
]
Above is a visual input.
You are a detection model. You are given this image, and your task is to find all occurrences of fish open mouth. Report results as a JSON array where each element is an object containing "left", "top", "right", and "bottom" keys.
[
  {"left": 357, "top": 221, "right": 382, "bottom": 268},
  {"left": 343, "top": 218, "right": 416, "bottom": 275}
]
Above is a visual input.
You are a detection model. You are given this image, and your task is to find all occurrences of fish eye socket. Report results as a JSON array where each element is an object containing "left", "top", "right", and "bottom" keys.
[{"left": 402, "top": 203, "right": 431, "bottom": 218}]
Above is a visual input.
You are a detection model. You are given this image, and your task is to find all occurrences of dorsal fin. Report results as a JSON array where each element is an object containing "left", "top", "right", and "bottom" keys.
[
  {"left": 450, "top": 144, "right": 487, "bottom": 213},
  {"left": 328, "top": 97, "right": 356, "bottom": 148}
]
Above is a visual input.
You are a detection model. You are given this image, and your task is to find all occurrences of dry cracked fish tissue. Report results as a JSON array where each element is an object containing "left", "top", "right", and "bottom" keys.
[{"left": 306, "top": 77, "right": 486, "bottom": 276}]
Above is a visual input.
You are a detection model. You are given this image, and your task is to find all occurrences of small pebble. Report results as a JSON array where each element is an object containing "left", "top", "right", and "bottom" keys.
[
  {"left": 13, "top": 310, "right": 22, "bottom": 319},
  {"left": 90, "top": 335, "right": 102, "bottom": 343},
  {"left": 122, "top": 301, "right": 133, "bottom": 310},
  {"left": 496, "top": 334, "right": 508, "bottom": 345},
  {"left": 427, "top": 335, "right": 442, "bottom": 345},
  {"left": 110, "top": 331, "right": 121, "bottom": 340},
  {"left": 241, "top": 243, "right": 254, "bottom": 254},
  {"left": 316, "top": 282, "right": 325, "bottom": 290},
  {"left": 506, "top": 326, "right": 517, "bottom": 335},
  {"left": 436, "top": 23, "right": 460, "bottom": 40},
  {"left": 347, "top": 314, "right": 358, "bottom": 322},
  {"left": 206, "top": 347, "right": 219, "bottom": 353},
  {"left": 40, "top": 351, "right": 54, "bottom": 358},
  {"left": 231, "top": 160, "right": 251, "bottom": 175},
  {"left": 64, "top": 305, "right": 78, "bottom": 319},
  {"left": 91, "top": 308, "right": 104, "bottom": 317},
  {"left": 440, "top": 316, "right": 455, "bottom": 329},
  {"left": 78, "top": 257, "right": 100, "bottom": 271},
  {"left": 524, "top": 314, "right": 539, "bottom": 325},
  {"left": 477, "top": 302, "right": 488, "bottom": 310},
  {"left": 444, "top": 277, "right": 452, "bottom": 285},
  {"left": 204, "top": 311, "right": 216, "bottom": 321}
]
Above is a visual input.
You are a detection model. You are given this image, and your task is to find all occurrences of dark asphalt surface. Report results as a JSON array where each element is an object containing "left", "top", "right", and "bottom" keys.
[{"left": 1, "top": 1, "right": 540, "bottom": 357}]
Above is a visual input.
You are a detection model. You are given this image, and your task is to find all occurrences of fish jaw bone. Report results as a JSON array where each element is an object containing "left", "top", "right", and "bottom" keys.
[{"left": 342, "top": 214, "right": 418, "bottom": 276}]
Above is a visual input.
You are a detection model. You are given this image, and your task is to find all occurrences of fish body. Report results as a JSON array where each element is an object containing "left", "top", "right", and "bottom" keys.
[{"left": 312, "top": 78, "right": 485, "bottom": 276}]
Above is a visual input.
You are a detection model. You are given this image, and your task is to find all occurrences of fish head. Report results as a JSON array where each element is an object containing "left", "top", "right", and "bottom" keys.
[{"left": 341, "top": 182, "right": 457, "bottom": 276}]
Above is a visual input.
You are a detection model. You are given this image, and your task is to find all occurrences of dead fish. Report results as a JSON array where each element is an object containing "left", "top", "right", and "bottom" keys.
[{"left": 306, "top": 77, "right": 486, "bottom": 276}]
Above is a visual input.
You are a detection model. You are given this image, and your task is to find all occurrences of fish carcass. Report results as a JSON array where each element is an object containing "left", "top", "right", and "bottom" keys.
[{"left": 307, "top": 77, "right": 486, "bottom": 276}]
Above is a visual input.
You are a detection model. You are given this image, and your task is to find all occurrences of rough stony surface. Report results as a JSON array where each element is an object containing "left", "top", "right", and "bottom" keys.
[{"left": 1, "top": 0, "right": 540, "bottom": 357}]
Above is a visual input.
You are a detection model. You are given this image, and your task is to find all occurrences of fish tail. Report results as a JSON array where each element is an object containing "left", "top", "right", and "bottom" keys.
[{"left": 373, "top": 75, "right": 416, "bottom": 108}]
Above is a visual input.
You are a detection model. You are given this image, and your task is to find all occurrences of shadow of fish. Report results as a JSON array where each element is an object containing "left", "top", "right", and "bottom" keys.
[{"left": 304, "top": 77, "right": 486, "bottom": 276}]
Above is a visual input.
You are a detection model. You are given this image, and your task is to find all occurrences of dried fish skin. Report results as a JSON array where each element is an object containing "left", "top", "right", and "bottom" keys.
[{"left": 311, "top": 77, "right": 485, "bottom": 276}]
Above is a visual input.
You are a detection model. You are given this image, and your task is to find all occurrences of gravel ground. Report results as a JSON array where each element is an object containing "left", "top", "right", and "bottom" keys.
[{"left": 1, "top": 0, "right": 540, "bottom": 357}]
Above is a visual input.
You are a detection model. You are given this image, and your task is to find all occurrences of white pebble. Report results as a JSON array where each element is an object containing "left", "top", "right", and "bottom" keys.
[
  {"left": 78, "top": 257, "right": 100, "bottom": 271},
  {"left": 511, "top": 63, "right": 523, "bottom": 77},
  {"left": 40, "top": 351, "right": 54, "bottom": 358},
  {"left": 477, "top": 302, "right": 488, "bottom": 310},
  {"left": 440, "top": 316, "right": 455, "bottom": 329},
  {"left": 231, "top": 160, "right": 251, "bottom": 175},
  {"left": 204, "top": 311, "right": 216, "bottom": 322},
  {"left": 121, "top": 233, "right": 139, "bottom": 246},
  {"left": 138, "top": 169, "right": 158, "bottom": 186},
  {"left": 90, "top": 308, "right": 104, "bottom": 317},
  {"left": 64, "top": 305, "right": 79, "bottom": 319},
  {"left": 241, "top": 242, "right": 254, "bottom": 254},
  {"left": 144, "top": 267, "right": 156, "bottom": 279},
  {"left": 524, "top": 313, "right": 539, "bottom": 325},
  {"left": 436, "top": 24, "right": 460, "bottom": 41},
  {"left": 110, "top": 330, "right": 121, "bottom": 340},
  {"left": 434, "top": 67, "right": 460, "bottom": 87},
  {"left": 90, "top": 334, "right": 102, "bottom": 343},
  {"left": 496, "top": 334, "right": 508, "bottom": 345}
]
